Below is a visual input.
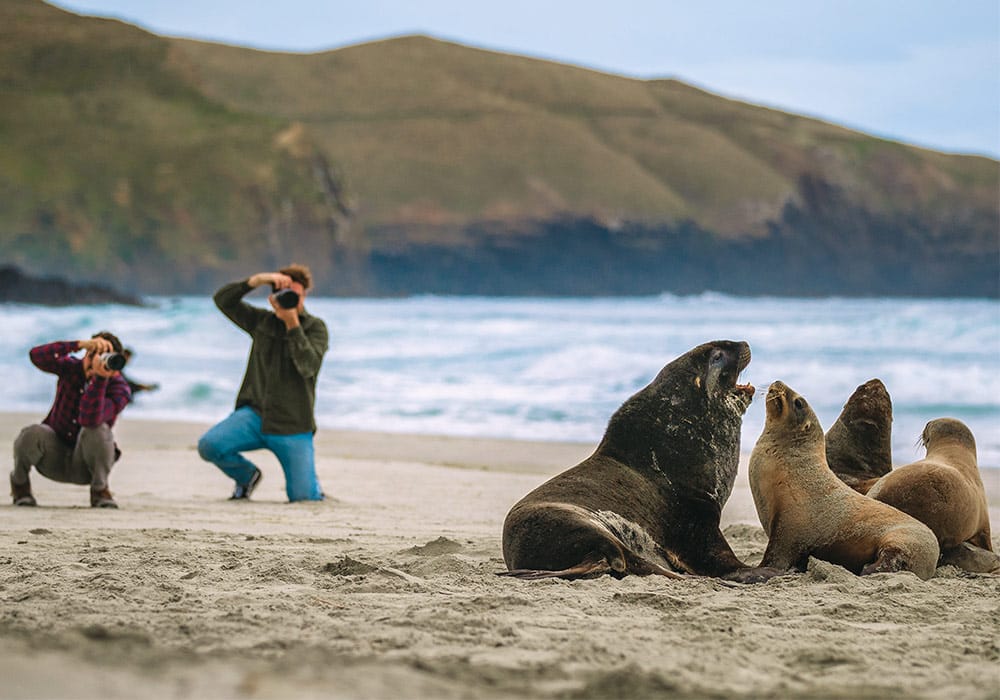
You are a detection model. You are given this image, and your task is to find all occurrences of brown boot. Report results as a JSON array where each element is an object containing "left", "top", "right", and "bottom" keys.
[
  {"left": 10, "top": 475, "right": 37, "bottom": 507},
  {"left": 90, "top": 487, "right": 118, "bottom": 509}
]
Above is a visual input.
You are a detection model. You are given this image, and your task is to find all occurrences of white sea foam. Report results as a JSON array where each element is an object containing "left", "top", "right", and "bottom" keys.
[{"left": 2, "top": 294, "right": 998, "bottom": 468}]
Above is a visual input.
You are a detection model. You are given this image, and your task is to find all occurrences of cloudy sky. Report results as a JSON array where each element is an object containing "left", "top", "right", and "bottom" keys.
[{"left": 50, "top": 0, "right": 1000, "bottom": 158}]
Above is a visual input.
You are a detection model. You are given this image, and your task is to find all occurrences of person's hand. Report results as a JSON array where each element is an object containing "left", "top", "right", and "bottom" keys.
[
  {"left": 270, "top": 295, "right": 300, "bottom": 329},
  {"left": 249, "top": 272, "right": 293, "bottom": 290},
  {"left": 78, "top": 337, "right": 113, "bottom": 355}
]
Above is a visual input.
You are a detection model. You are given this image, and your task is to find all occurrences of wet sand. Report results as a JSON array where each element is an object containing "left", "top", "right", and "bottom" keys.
[{"left": 1, "top": 412, "right": 998, "bottom": 699}]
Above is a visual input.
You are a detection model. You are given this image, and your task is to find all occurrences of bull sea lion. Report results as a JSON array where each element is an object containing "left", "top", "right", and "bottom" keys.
[
  {"left": 865, "top": 419, "right": 998, "bottom": 573},
  {"left": 825, "top": 378, "right": 894, "bottom": 493},
  {"left": 501, "top": 340, "right": 780, "bottom": 583},
  {"left": 749, "top": 381, "right": 939, "bottom": 580}
]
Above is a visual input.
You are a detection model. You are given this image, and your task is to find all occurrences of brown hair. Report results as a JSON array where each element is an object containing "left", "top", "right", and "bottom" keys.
[
  {"left": 91, "top": 331, "right": 124, "bottom": 354},
  {"left": 280, "top": 263, "right": 313, "bottom": 291}
]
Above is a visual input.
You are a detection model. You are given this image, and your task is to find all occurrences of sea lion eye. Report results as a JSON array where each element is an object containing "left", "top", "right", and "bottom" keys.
[{"left": 794, "top": 398, "right": 804, "bottom": 410}]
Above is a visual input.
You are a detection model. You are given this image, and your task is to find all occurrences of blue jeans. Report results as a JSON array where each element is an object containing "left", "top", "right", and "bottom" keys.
[{"left": 198, "top": 406, "right": 324, "bottom": 502}]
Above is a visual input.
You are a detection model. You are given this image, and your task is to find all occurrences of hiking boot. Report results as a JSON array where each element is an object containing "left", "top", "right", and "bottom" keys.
[
  {"left": 90, "top": 488, "right": 119, "bottom": 509},
  {"left": 229, "top": 468, "right": 262, "bottom": 500},
  {"left": 10, "top": 475, "right": 36, "bottom": 507}
]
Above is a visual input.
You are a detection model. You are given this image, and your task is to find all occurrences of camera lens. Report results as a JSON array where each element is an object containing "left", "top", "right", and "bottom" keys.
[
  {"left": 274, "top": 288, "right": 300, "bottom": 309},
  {"left": 99, "top": 352, "right": 126, "bottom": 371}
]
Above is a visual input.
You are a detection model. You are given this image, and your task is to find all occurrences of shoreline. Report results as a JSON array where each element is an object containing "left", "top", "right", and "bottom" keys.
[
  {"left": 1, "top": 411, "right": 995, "bottom": 527},
  {"left": 2, "top": 412, "right": 998, "bottom": 699}
]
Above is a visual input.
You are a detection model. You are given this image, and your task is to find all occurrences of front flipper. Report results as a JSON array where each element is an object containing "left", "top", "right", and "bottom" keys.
[{"left": 940, "top": 543, "right": 1000, "bottom": 574}]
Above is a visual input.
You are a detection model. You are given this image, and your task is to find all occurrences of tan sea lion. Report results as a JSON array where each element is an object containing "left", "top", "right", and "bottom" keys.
[
  {"left": 501, "top": 340, "right": 782, "bottom": 583},
  {"left": 865, "top": 419, "right": 998, "bottom": 573},
  {"left": 749, "top": 381, "right": 939, "bottom": 580},
  {"left": 827, "top": 383, "right": 998, "bottom": 573},
  {"left": 825, "top": 378, "right": 894, "bottom": 493}
]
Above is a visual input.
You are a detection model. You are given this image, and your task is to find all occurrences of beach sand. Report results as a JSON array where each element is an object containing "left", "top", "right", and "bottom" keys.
[{"left": 1, "top": 412, "right": 998, "bottom": 699}]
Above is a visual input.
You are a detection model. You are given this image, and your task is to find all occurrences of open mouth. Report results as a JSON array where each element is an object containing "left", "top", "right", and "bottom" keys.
[{"left": 734, "top": 345, "right": 754, "bottom": 398}]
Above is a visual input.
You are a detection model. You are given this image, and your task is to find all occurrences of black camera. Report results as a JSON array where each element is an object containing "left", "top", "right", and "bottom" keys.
[
  {"left": 273, "top": 288, "right": 300, "bottom": 309},
  {"left": 98, "top": 352, "right": 126, "bottom": 371}
]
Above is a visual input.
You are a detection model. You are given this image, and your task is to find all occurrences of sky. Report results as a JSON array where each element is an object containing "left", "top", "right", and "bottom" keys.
[{"left": 50, "top": 1, "right": 1000, "bottom": 159}]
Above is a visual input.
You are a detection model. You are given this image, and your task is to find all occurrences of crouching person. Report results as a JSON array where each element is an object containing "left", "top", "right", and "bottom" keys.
[
  {"left": 12, "top": 333, "right": 132, "bottom": 508},
  {"left": 198, "top": 265, "right": 327, "bottom": 502}
]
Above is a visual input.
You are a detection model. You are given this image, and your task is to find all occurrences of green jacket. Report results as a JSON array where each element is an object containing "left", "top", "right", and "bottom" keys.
[{"left": 214, "top": 280, "right": 328, "bottom": 435}]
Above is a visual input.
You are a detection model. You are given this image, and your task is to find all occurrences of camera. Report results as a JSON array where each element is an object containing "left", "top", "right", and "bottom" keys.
[
  {"left": 273, "top": 288, "right": 300, "bottom": 309},
  {"left": 98, "top": 352, "right": 126, "bottom": 371}
]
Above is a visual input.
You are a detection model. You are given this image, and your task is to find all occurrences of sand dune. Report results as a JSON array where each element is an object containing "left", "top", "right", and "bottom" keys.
[{"left": 1, "top": 413, "right": 998, "bottom": 699}]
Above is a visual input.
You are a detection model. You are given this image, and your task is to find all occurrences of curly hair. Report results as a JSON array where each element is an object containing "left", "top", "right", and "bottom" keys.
[
  {"left": 279, "top": 263, "right": 313, "bottom": 291},
  {"left": 91, "top": 331, "right": 124, "bottom": 354}
]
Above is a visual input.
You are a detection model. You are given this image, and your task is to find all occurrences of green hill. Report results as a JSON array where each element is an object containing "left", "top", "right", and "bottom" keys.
[{"left": 1, "top": 0, "right": 997, "bottom": 296}]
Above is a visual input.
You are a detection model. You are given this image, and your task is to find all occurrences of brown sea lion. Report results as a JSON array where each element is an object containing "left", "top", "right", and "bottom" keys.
[
  {"left": 501, "top": 340, "right": 781, "bottom": 583},
  {"left": 749, "top": 381, "right": 939, "bottom": 580},
  {"left": 825, "top": 378, "right": 894, "bottom": 493},
  {"left": 827, "top": 383, "right": 998, "bottom": 573},
  {"left": 865, "top": 419, "right": 998, "bottom": 573}
]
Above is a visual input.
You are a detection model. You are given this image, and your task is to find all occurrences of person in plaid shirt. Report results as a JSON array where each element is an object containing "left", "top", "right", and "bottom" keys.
[{"left": 11, "top": 331, "right": 132, "bottom": 508}]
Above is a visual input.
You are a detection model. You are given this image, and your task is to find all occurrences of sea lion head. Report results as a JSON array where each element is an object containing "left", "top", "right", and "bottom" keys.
[
  {"left": 763, "top": 381, "right": 824, "bottom": 448},
  {"left": 825, "top": 378, "right": 893, "bottom": 485},
  {"left": 920, "top": 418, "right": 977, "bottom": 455},
  {"left": 600, "top": 340, "right": 754, "bottom": 503}
]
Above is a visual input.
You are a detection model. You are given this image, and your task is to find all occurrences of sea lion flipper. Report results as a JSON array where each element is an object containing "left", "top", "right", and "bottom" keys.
[
  {"left": 497, "top": 554, "right": 613, "bottom": 580},
  {"left": 940, "top": 543, "right": 1000, "bottom": 574}
]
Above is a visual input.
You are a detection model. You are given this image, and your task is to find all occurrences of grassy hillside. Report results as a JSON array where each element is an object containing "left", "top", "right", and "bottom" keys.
[
  {"left": 1, "top": 0, "right": 996, "bottom": 296},
  {"left": 174, "top": 34, "right": 997, "bottom": 242},
  {"left": 0, "top": 0, "right": 347, "bottom": 290}
]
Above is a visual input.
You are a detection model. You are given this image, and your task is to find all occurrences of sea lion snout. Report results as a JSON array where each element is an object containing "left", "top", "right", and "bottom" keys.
[
  {"left": 705, "top": 340, "right": 754, "bottom": 405},
  {"left": 764, "top": 381, "right": 790, "bottom": 419}
]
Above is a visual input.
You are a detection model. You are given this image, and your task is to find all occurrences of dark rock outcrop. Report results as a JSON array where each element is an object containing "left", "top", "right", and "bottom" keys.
[{"left": 0, "top": 265, "right": 144, "bottom": 306}]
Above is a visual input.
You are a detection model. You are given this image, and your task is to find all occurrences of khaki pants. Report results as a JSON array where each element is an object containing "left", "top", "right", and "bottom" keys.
[{"left": 12, "top": 423, "right": 117, "bottom": 492}]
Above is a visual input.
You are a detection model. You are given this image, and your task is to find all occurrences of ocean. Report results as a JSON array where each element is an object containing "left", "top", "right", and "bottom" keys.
[{"left": 2, "top": 293, "right": 998, "bottom": 469}]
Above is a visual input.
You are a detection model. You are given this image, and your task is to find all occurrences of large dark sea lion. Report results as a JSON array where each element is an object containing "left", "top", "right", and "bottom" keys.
[
  {"left": 749, "top": 381, "right": 939, "bottom": 580},
  {"left": 501, "top": 340, "right": 780, "bottom": 583},
  {"left": 827, "top": 383, "right": 998, "bottom": 573}
]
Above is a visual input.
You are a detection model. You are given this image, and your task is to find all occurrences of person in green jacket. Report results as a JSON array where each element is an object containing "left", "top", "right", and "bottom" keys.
[{"left": 198, "top": 264, "right": 328, "bottom": 501}]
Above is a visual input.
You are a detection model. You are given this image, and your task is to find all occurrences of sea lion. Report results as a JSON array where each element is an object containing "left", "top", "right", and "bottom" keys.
[
  {"left": 825, "top": 378, "right": 894, "bottom": 493},
  {"left": 865, "top": 419, "right": 998, "bottom": 573},
  {"left": 827, "top": 383, "right": 998, "bottom": 573},
  {"left": 749, "top": 381, "right": 939, "bottom": 580},
  {"left": 501, "top": 340, "right": 781, "bottom": 583}
]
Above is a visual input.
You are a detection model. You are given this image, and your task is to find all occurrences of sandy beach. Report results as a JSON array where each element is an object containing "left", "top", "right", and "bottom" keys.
[{"left": 1, "top": 411, "right": 998, "bottom": 699}]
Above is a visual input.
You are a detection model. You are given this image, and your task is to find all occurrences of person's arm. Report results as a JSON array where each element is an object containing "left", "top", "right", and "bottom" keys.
[
  {"left": 79, "top": 376, "right": 132, "bottom": 427},
  {"left": 29, "top": 341, "right": 83, "bottom": 374},
  {"left": 286, "top": 319, "right": 329, "bottom": 379},
  {"left": 213, "top": 276, "right": 278, "bottom": 333}
]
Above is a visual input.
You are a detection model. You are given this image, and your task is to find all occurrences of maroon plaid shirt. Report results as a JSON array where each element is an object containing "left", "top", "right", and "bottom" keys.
[{"left": 30, "top": 341, "right": 131, "bottom": 446}]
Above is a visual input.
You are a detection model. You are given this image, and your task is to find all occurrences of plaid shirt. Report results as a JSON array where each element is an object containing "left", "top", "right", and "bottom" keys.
[{"left": 30, "top": 341, "right": 131, "bottom": 446}]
